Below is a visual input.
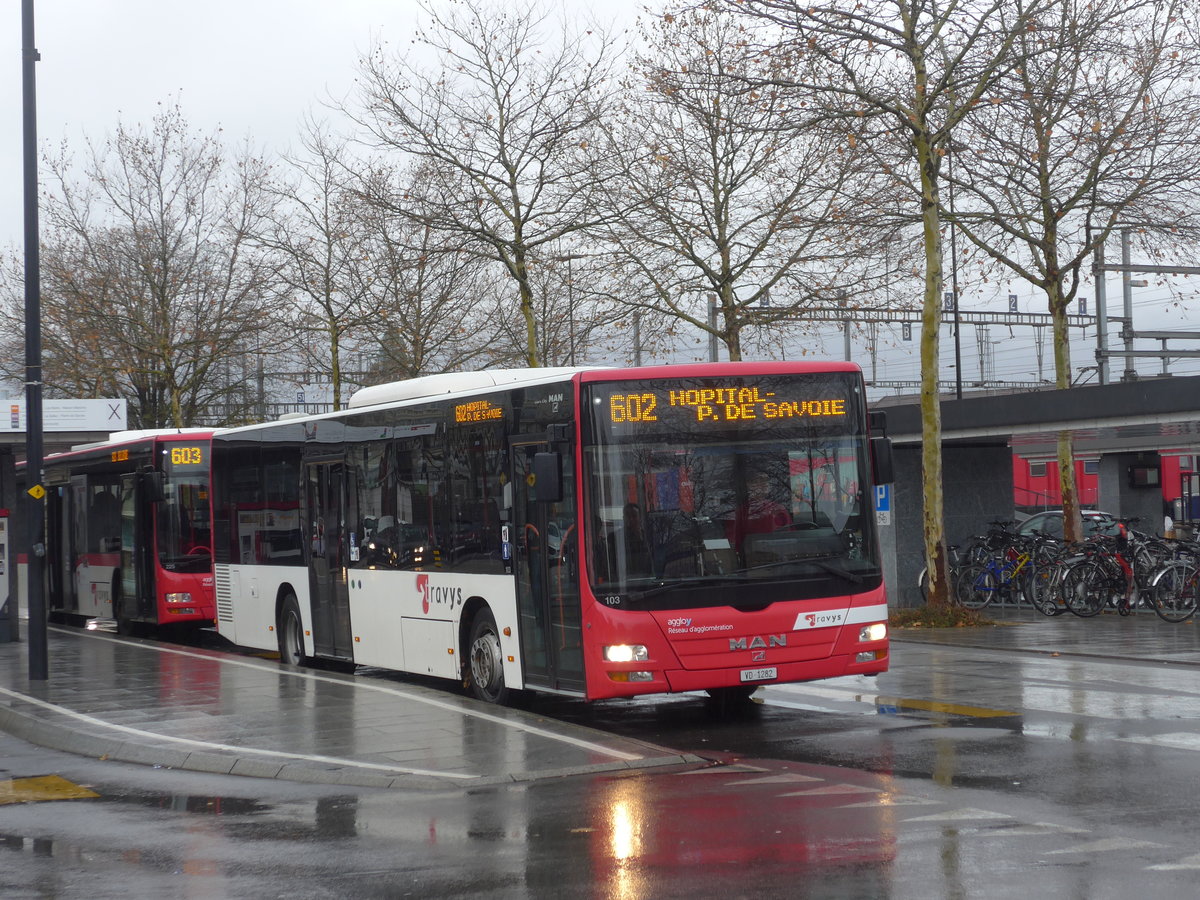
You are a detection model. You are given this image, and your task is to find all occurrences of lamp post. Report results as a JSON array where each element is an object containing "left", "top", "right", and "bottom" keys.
[
  {"left": 550, "top": 253, "right": 587, "bottom": 366},
  {"left": 22, "top": 0, "right": 47, "bottom": 678},
  {"left": 946, "top": 141, "right": 964, "bottom": 400}
]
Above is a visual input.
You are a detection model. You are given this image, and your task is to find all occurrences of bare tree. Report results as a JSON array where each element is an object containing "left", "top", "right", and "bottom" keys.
[
  {"left": 0, "top": 104, "right": 276, "bottom": 428},
  {"left": 356, "top": 163, "right": 514, "bottom": 380},
  {"left": 730, "top": 0, "right": 1054, "bottom": 606},
  {"left": 347, "top": 0, "right": 619, "bottom": 367},
  {"left": 596, "top": 5, "right": 898, "bottom": 361},
  {"left": 257, "top": 120, "right": 383, "bottom": 410},
  {"left": 950, "top": 0, "right": 1200, "bottom": 541}
]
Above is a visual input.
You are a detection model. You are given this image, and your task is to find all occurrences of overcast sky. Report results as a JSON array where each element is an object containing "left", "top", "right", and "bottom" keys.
[{"left": 1, "top": 0, "right": 1195, "bottom": 387}]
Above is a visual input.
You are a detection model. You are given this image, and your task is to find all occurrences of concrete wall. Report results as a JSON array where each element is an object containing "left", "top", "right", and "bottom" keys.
[
  {"left": 890, "top": 442, "right": 1014, "bottom": 608},
  {"left": 1098, "top": 452, "right": 1167, "bottom": 535}
]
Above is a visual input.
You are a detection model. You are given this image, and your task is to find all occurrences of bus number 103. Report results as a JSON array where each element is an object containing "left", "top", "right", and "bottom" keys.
[{"left": 609, "top": 393, "right": 658, "bottom": 423}]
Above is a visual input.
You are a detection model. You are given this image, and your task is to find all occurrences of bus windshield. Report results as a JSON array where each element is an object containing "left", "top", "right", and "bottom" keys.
[
  {"left": 583, "top": 373, "right": 881, "bottom": 609},
  {"left": 156, "top": 474, "right": 212, "bottom": 574}
]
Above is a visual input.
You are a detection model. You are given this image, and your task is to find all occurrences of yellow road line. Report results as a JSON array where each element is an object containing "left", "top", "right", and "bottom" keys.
[
  {"left": 876, "top": 696, "right": 1018, "bottom": 718},
  {"left": 0, "top": 775, "right": 100, "bottom": 806}
]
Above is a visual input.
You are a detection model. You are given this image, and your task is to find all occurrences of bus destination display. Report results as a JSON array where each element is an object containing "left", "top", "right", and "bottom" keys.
[
  {"left": 608, "top": 386, "right": 847, "bottom": 424},
  {"left": 164, "top": 444, "right": 208, "bottom": 472},
  {"left": 590, "top": 375, "right": 858, "bottom": 441}
]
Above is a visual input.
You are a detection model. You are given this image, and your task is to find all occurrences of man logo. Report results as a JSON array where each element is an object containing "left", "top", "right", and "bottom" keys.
[{"left": 729, "top": 635, "right": 786, "bottom": 651}]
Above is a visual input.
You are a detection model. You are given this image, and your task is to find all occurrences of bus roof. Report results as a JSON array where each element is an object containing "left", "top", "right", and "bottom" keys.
[
  {"left": 59, "top": 428, "right": 213, "bottom": 456},
  {"left": 347, "top": 367, "right": 595, "bottom": 409}
]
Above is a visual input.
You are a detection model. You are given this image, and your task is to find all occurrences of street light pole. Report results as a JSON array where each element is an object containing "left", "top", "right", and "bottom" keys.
[
  {"left": 22, "top": 0, "right": 47, "bottom": 679},
  {"left": 947, "top": 144, "right": 963, "bottom": 400},
  {"left": 567, "top": 256, "right": 575, "bottom": 366}
]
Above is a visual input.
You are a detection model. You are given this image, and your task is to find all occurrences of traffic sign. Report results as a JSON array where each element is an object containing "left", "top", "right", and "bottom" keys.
[{"left": 27, "top": 484, "right": 45, "bottom": 500}]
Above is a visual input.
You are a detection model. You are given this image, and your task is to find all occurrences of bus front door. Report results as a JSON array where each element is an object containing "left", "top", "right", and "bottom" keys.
[
  {"left": 304, "top": 461, "right": 355, "bottom": 660},
  {"left": 117, "top": 473, "right": 155, "bottom": 626},
  {"left": 513, "top": 442, "right": 584, "bottom": 694}
]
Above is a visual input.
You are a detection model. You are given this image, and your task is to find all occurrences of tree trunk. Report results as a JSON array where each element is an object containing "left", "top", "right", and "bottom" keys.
[
  {"left": 917, "top": 137, "right": 950, "bottom": 607},
  {"left": 1048, "top": 278, "right": 1081, "bottom": 542}
]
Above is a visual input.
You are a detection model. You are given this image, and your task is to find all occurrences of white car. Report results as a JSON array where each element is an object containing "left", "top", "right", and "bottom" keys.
[{"left": 1016, "top": 510, "right": 1121, "bottom": 541}]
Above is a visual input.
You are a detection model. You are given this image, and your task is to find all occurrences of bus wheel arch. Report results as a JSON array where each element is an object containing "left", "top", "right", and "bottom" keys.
[
  {"left": 462, "top": 599, "right": 509, "bottom": 705},
  {"left": 276, "top": 586, "right": 307, "bottom": 667}
]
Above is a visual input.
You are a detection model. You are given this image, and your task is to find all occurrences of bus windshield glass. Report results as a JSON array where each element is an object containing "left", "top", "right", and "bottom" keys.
[
  {"left": 157, "top": 443, "right": 212, "bottom": 574},
  {"left": 583, "top": 373, "right": 880, "bottom": 609}
]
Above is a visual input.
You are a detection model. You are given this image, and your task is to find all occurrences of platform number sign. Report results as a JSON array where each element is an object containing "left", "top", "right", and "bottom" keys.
[
  {"left": 1008, "top": 293, "right": 1018, "bottom": 313},
  {"left": 874, "top": 484, "right": 892, "bottom": 526}
]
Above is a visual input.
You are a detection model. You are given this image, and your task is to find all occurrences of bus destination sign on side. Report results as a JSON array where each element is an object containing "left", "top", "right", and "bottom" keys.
[
  {"left": 454, "top": 399, "right": 504, "bottom": 423},
  {"left": 608, "top": 386, "right": 847, "bottom": 425}
]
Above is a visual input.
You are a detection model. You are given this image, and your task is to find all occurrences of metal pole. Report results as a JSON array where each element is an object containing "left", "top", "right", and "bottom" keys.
[
  {"left": 1095, "top": 244, "right": 1109, "bottom": 385},
  {"left": 1122, "top": 228, "right": 1137, "bottom": 381},
  {"left": 632, "top": 312, "right": 642, "bottom": 367},
  {"left": 948, "top": 148, "right": 963, "bottom": 399},
  {"left": 707, "top": 293, "right": 718, "bottom": 362},
  {"left": 567, "top": 257, "right": 575, "bottom": 366},
  {"left": 22, "top": 0, "right": 47, "bottom": 679}
]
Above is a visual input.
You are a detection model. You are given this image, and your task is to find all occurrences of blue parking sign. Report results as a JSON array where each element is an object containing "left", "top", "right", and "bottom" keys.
[{"left": 875, "top": 485, "right": 892, "bottom": 525}]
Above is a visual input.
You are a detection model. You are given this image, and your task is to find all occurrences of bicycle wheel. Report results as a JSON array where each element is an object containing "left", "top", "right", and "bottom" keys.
[
  {"left": 1023, "top": 561, "right": 1065, "bottom": 616},
  {"left": 1062, "top": 559, "right": 1109, "bottom": 618},
  {"left": 1150, "top": 560, "right": 1199, "bottom": 623},
  {"left": 955, "top": 562, "right": 997, "bottom": 610}
]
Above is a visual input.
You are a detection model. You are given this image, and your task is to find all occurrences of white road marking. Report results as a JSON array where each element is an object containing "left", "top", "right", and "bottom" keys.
[
  {"left": 1115, "top": 732, "right": 1200, "bottom": 752},
  {"left": 1046, "top": 838, "right": 1163, "bottom": 855},
  {"left": 0, "top": 684, "right": 473, "bottom": 780},
  {"left": 903, "top": 808, "right": 1013, "bottom": 823},
  {"left": 781, "top": 783, "right": 881, "bottom": 796},
  {"left": 840, "top": 796, "right": 941, "bottom": 808},
  {"left": 1148, "top": 853, "right": 1200, "bottom": 870},
  {"left": 726, "top": 773, "right": 824, "bottom": 785},
  {"left": 32, "top": 627, "right": 648, "bottom": 763}
]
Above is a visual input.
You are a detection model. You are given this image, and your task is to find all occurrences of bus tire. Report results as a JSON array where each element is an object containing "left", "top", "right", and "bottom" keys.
[
  {"left": 278, "top": 595, "right": 307, "bottom": 667},
  {"left": 467, "top": 609, "right": 509, "bottom": 704}
]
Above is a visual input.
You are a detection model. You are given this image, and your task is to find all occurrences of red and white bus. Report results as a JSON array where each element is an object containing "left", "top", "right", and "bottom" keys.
[
  {"left": 42, "top": 430, "right": 216, "bottom": 632},
  {"left": 210, "top": 363, "right": 892, "bottom": 703}
]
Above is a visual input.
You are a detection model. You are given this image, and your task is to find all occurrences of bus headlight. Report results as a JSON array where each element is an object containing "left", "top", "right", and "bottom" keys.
[
  {"left": 859, "top": 623, "right": 887, "bottom": 642},
  {"left": 603, "top": 644, "right": 649, "bottom": 663},
  {"left": 165, "top": 592, "right": 193, "bottom": 604}
]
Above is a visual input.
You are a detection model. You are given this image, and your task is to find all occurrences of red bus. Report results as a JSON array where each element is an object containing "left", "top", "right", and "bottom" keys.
[
  {"left": 210, "top": 363, "right": 892, "bottom": 703},
  {"left": 42, "top": 430, "right": 216, "bottom": 632}
]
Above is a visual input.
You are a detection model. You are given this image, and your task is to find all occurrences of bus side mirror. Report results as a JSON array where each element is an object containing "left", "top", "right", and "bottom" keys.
[
  {"left": 870, "top": 436, "right": 894, "bottom": 485},
  {"left": 532, "top": 452, "right": 563, "bottom": 503},
  {"left": 143, "top": 469, "right": 166, "bottom": 503}
]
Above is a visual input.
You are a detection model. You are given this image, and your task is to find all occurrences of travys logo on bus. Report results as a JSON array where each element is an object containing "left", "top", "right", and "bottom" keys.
[
  {"left": 415, "top": 574, "right": 463, "bottom": 614},
  {"left": 794, "top": 610, "right": 848, "bottom": 630}
]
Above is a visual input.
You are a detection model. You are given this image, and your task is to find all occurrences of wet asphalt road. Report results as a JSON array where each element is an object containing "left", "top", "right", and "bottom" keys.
[{"left": 5, "top": 632, "right": 1200, "bottom": 898}]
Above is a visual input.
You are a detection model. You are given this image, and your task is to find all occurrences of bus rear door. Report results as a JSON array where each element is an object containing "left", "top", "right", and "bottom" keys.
[
  {"left": 117, "top": 473, "right": 155, "bottom": 626},
  {"left": 304, "top": 460, "right": 355, "bottom": 660}
]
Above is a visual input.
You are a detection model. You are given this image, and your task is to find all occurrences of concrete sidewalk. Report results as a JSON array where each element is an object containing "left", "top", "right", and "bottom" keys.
[
  {"left": 890, "top": 605, "right": 1200, "bottom": 666},
  {"left": 0, "top": 626, "right": 698, "bottom": 790}
]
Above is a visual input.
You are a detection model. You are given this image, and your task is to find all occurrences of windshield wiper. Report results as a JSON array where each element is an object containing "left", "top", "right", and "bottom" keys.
[
  {"left": 741, "top": 554, "right": 865, "bottom": 585},
  {"left": 632, "top": 575, "right": 754, "bottom": 599}
]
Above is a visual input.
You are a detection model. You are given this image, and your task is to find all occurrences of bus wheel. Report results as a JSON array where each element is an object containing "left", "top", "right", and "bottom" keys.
[
  {"left": 467, "top": 609, "right": 509, "bottom": 704},
  {"left": 278, "top": 596, "right": 307, "bottom": 667}
]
